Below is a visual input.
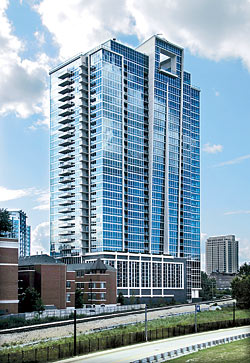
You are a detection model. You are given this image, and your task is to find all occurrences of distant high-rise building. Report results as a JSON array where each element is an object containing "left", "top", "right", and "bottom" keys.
[
  {"left": 206, "top": 235, "right": 239, "bottom": 275},
  {"left": 5, "top": 210, "right": 31, "bottom": 257},
  {"left": 50, "top": 35, "right": 201, "bottom": 301}
]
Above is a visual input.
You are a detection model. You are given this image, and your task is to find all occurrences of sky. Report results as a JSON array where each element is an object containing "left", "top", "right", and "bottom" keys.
[{"left": 0, "top": 0, "right": 249, "bottom": 269}]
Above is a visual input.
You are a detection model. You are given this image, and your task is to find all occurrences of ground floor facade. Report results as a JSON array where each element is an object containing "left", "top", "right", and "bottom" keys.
[{"left": 83, "top": 252, "right": 193, "bottom": 303}]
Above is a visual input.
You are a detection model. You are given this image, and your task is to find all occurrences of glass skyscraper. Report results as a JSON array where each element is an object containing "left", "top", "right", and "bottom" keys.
[
  {"left": 50, "top": 35, "right": 200, "bottom": 301},
  {"left": 3, "top": 210, "right": 31, "bottom": 257}
]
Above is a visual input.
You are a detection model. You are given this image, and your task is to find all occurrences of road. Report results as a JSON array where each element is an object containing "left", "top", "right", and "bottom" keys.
[{"left": 58, "top": 325, "right": 250, "bottom": 363}]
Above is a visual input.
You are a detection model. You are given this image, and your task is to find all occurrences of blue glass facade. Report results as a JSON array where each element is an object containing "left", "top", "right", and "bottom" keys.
[
  {"left": 3, "top": 210, "right": 31, "bottom": 257},
  {"left": 50, "top": 35, "right": 200, "bottom": 298}
]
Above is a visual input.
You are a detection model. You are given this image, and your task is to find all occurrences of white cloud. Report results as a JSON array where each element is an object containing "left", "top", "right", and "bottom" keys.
[
  {"left": 0, "top": 186, "right": 34, "bottom": 202},
  {"left": 33, "top": 191, "right": 50, "bottom": 211},
  {"left": 224, "top": 210, "right": 250, "bottom": 216},
  {"left": 214, "top": 154, "right": 250, "bottom": 167},
  {"left": 0, "top": 186, "right": 50, "bottom": 210},
  {"left": 36, "top": 0, "right": 250, "bottom": 71},
  {"left": 31, "top": 221, "right": 50, "bottom": 255},
  {"left": 34, "top": 30, "right": 45, "bottom": 46},
  {"left": 203, "top": 143, "right": 223, "bottom": 154},
  {"left": 0, "top": 1, "right": 50, "bottom": 122},
  {"left": 36, "top": 0, "right": 135, "bottom": 59},
  {"left": 238, "top": 237, "right": 250, "bottom": 266},
  {"left": 215, "top": 90, "right": 220, "bottom": 97}
]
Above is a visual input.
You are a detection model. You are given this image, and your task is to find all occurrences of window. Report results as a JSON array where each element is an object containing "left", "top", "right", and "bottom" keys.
[
  {"left": 66, "top": 293, "right": 71, "bottom": 302},
  {"left": 100, "top": 282, "right": 106, "bottom": 289},
  {"left": 89, "top": 282, "right": 96, "bottom": 288},
  {"left": 88, "top": 293, "right": 97, "bottom": 300},
  {"left": 100, "top": 293, "right": 106, "bottom": 300},
  {"left": 66, "top": 281, "right": 71, "bottom": 288}
]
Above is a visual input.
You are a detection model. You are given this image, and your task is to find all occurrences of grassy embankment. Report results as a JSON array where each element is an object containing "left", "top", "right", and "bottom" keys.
[
  {"left": 0, "top": 307, "right": 249, "bottom": 354},
  {"left": 167, "top": 337, "right": 250, "bottom": 362}
]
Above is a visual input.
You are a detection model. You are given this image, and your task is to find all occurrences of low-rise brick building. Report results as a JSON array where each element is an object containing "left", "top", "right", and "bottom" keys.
[
  {"left": 66, "top": 259, "right": 117, "bottom": 308},
  {"left": 18, "top": 255, "right": 67, "bottom": 309},
  {"left": 18, "top": 255, "right": 117, "bottom": 310},
  {"left": 0, "top": 237, "right": 19, "bottom": 314}
]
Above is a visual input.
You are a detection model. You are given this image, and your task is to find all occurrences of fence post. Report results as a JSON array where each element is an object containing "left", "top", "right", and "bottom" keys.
[
  {"left": 195, "top": 304, "right": 197, "bottom": 333},
  {"left": 74, "top": 309, "right": 77, "bottom": 356},
  {"left": 145, "top": 304, "right": 148, "bottom": 342},
  {"left": 233, "top": 302, "right": 236, "bottom": 326},
  {"left": 47, "top": 346, "right": 49, "bottom": 361}
]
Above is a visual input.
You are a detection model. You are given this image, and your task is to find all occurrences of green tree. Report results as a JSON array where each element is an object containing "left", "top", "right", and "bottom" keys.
[
  {"left": 0, "top": 209, "right": 12, "bottom": 236},
  {"left": 238, "top": 263, "right": 250, "bottom": 277},
  {"left": 200, "top": 271, "right": 217, "bottom": 301},
  {"left": 129, "top": 292, "right": 136, "bottom": 305},
  {"left": 75, "top": 288, "right": 84, "bottom": 308},
  {"left": 117, "top": 292, "right": 125, "bottom": 305},
  {"left": 19, "top": 288, "right": 45, "bottom": 313},
  {"left": 231, "top": 275, "right": 250, "bottom": 309}
]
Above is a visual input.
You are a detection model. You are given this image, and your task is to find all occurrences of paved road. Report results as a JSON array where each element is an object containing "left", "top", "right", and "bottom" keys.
[{"left": 58, "top": 325, "right": 250, "bottom": 363}]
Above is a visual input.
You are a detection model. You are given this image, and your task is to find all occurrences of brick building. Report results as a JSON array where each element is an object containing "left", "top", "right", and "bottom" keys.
[
  {"left": 18, "top": 255, "right": 117, "bottom": 310},
  {"left": 18, "top": 255, "right": 67, "bottom": 310},
  {"left": 0, "top": 237, "right": 19, "bottom": 314},
  {"left": 66, "top": 259, "right": 117, "bottom": 308}
]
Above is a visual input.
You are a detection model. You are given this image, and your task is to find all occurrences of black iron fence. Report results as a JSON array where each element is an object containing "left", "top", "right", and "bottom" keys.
[{"left": 1, "top": 318, "right": 250, "bottom": 363}]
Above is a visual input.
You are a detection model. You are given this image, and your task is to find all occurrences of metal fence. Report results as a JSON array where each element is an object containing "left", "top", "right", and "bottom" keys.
[
  {"left": 1, "top": 317, "right": 250, "bottom": 363},
  {"left": 0, "top": 304, "right": 145, "bottom": 321}
]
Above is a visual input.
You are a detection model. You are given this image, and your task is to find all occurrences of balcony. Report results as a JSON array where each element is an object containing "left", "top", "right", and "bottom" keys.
[
  {"left": 79, "top": 91, "right": 88, "bottom": 100},
  {"left": 58, "top": 86, "right": 74, "bottom": 95},
  {"left": 59, "top": 131, "right": 75, "bottom": 140},
  {"left": 58, "top": 109, "right": 74, "bottom": 118},
  {"left": 59, "top": 139, "right": 74, "bottom": 147},
  {"left": 59, "top": 230, "right": 75, "bottom": 236},
  {"left": 58, "top": 78, "right": 74, "bottom": 87},
  {"left": 59, "top": 182, "right": 74, "bottom": 191},
  {"left": 58, "top": 116, "right": 74, "bottom": 125},
  {"left": 58, "top": 71, "right": 73, "bottom": 80},
  {"left": 59, "top": 208, "right": 75, "bottom": 215},
  {"left": 80, "top": 78, "right": 88, "bottom": 85},
  {"left": 59, "top": 200, "right": 72, "bottom": 207},
  {"left": 59, "top": 147, "right": 75, "bottom": 154},
  {"left": 58, "top": 94, "right": 74, "bottom": 102},
  {"left": 58, "top": 237, "right": 75, "bottom": 243},
  {"left": 59, "top": 192, "right": 75, "bottom": 199},
  {"left": 59, "top": 222, "right": 75, "bottom": 229},
  {"left": 59, "top": 101, "right": 75, "bottom": 110},
  {"left": 59, "top": 161, "right": 75, "bottom": 169},
  {"left": 59, "top": 214, "right": 75, "bottom": 221},
  {"left": 59, "top": 175, "right": 75, "bottom": 184}
]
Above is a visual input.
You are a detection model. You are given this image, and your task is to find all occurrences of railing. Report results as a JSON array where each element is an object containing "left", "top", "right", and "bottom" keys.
[{"left": 0, "top": 304, "right": 144, "bottom": 321}]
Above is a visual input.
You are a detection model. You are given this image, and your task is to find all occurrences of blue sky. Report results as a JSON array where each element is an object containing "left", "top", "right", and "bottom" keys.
[{"left": 0, "top": 0, "right": 249, "bottom": 268}]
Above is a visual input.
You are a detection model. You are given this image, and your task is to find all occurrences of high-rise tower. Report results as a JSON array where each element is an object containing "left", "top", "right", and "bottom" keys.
[
  {"left": 50, "top": 35, "right": 200, "bottom": 300},
  {"left": 206, "top": 235, "right": 239, "bottom": 275}
]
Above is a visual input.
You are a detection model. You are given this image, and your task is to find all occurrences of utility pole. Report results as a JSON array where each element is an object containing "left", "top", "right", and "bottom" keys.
[
  {"left": 74, "top": 309, "right": 77, "bottom": 356},
  {"left": 145, "top": 304, "right": 148, "bottom": 342}
]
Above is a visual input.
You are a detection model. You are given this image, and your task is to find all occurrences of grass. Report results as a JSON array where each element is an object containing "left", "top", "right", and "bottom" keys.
[
  {"left": 0, "top": 307, "right": 249, "bottom": 355},
  {"left": 168, "top": 337, "right": 250, "bottom": 362}
]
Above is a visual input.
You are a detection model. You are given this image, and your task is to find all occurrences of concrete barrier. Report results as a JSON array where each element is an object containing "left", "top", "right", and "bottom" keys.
[{"left": 130, "top": 332, "right": 250, "bottom": 362}]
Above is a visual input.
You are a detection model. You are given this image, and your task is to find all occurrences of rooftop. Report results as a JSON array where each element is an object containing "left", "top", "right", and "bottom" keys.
[{"left": 19, "top": 254, "right": 64, "bottom": 266}]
